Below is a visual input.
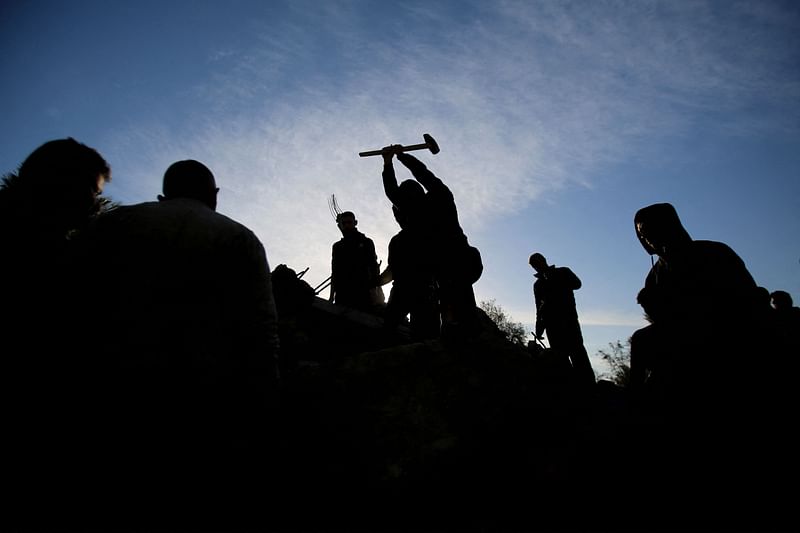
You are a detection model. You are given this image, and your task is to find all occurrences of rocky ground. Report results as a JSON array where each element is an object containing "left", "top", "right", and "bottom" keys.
[{"left": 8, "top": 266, "right": 796, "bottom": 532}]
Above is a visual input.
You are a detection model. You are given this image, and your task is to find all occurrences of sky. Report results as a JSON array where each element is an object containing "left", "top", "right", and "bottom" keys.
[{"left": 2, "top": 0, "right": 798, "bottom": 376}]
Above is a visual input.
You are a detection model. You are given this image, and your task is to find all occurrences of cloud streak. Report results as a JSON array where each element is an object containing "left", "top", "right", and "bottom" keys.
[{"left": 103, "top": 0, "right": 800, "bottom": 291}]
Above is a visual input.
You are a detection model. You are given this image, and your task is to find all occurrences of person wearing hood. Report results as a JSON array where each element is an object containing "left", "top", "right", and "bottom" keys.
[
  {"left": 628, "top": 202, "right": 775, "bottom": 509},
  {"left": 634, "top": 203, "right": 759, "bottom": 324},
  {"left": 630, "top": 202, "right": 767, "bottom": 400},
  {"left": 631, "top": 203, "right": 761, "bottom": 381}
]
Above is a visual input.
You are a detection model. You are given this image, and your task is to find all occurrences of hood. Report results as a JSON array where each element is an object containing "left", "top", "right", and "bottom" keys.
[{"left": 634, "top": 203, "right": 692, "bottom": 256}]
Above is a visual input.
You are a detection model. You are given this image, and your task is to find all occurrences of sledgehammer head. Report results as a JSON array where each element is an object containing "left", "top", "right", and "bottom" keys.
[{"left": 423, "top": 133, "right": 440, "bottom": 155}]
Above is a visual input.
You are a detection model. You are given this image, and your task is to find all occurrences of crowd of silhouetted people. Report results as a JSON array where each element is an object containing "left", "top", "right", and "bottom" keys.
[{"left": 2, "top": 137, "right": 797, "bottom": 529}]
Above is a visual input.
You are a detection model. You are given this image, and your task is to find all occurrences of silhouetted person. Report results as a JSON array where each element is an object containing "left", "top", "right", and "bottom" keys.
[
  {"left": 628, "top": 202, "right": 774, "bottom": 510},
  {"left": 381, "top": 144, "right": 482, "bottom": 339},
  {"left": 77, "top": 160, "right": 280, "bottom": 514},
  {"left": 0, "top": 137, "right": 111, "bottom": 354},
  {"left": 1, "top": 138, "right": 112, "bottom": 525},
  {"left": 529, "top": 253, "right": 595, "bottom": 388},
  {"left": 380, "top": 192, "right": 440, "bottom": 340},
  {"left": 89, "top": 159, "right": 279, "bottom": 363},
  {"left": 770, "top": 289, "right": 795, "bottom": 312},
  {"left": 631, "top": 202, "right": 762, "bottom": 404},
  {"left": 329, "top": 211, "right": 381, "bottom": 312},
  {"left": 771, "top": 289, "right": 799, "bottom": 323},
  {"left": 629, "top": 288, "right": 665, "bottom": 397},
  {"left": 770, "top": 290, "right": 800, "bottom": 352}
]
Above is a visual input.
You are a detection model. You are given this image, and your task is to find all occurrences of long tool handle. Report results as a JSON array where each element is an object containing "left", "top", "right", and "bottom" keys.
[{"left": 358, "top": 143, "right": 428, "bottom": 157}]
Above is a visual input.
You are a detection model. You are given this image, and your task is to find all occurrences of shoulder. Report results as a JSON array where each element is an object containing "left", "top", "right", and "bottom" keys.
[
  {"left": 91, "top": 200, "right": 160, "bottom": 225},
  {"left": 691, "top": 240, "right": 750, "bottom": 269},
  {"left": 692, "top": 239, "right": 739, "bottom": 257},
  {"left": 188, "top": 207, "right": 265, "bottom": 252},
  {"left": 204, "top": 207, "right": 258, "bottom": 236}
]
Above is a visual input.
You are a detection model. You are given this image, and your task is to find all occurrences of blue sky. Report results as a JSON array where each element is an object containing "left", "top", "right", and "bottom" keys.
[{"left": 2, "top": 0, "right": 798, "bottom": 375}]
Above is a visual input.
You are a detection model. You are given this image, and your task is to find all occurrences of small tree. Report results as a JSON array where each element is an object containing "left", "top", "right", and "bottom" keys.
[
  {"left": 596, "top": 339, "right": 632, "bottom": 387},
  {"left": 479, "top": 299, "right": 527, "bottom": 346}
]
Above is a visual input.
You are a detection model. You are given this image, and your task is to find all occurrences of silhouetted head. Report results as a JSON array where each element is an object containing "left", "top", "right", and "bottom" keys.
[
  {"left": 160, "top": 160, "right": 219, "bottom": 210},
  {"left": 770, "top": 290, "right": 793, "bottom": 310},
  {"left": 16, "top": 137, "right": 111, "bottom": 227},
  {"left": 396, "top": 179, "right": 425, "bottom": 210},
  {"left": 634, "top": 203, "right": 692, "bottom": 258},
  {"left": 637, "top": 287, "right": 657, "bottom": 323},
  {"left": 529, "top": 253, "right": 548, "bottom": 273},
  {"left": 336, "top": 211, "right": 358, "bottom": 236}
]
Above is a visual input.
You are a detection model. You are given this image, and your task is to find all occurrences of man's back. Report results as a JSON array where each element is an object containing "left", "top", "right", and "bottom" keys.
[
  {"left": 75, "top": 196, "right": 281, "bottom": 505},
  {"left": 84, "top": 197, "right": 278, "bottom": 366}
]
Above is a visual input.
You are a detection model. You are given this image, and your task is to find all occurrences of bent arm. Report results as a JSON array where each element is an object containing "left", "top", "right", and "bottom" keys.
[
  {"left": 397, "top": 152, "right": 448, "bottom": 195},
  {"left": 562, "top": 268, "right": 582, "bottom": 290}
]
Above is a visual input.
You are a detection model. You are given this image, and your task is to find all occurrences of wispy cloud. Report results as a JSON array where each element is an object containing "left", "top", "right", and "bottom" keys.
[{"left": 103, "top": 0, "right": 800, "bottom": 289}]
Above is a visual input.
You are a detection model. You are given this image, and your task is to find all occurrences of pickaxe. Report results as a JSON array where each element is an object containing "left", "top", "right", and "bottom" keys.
[{"left": 359, "top": 133, "right": 440, "bottom": 157}]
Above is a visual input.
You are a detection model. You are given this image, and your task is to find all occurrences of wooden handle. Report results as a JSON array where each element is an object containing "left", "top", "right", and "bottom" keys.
[{"left": 358, "top": 143, "right": 429, "bottom": 157}]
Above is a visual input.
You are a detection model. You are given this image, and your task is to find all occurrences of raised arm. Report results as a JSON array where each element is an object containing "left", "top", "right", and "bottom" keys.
[
  {"left": 381, "top": 145, "right": 403, "bottom": 206},
  {"left": 396, "top": 152, "right": 448, "bottom": 195}
]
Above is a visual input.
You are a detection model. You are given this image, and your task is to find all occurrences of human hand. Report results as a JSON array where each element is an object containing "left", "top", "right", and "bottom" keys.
[{"left": 381, "top": 144, "right": 403, "bottom": 163}]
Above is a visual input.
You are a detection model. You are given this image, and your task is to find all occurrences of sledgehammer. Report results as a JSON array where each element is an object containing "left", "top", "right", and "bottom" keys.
[{"left": 359, "top": 133, "right": 440, "bottom": 157}]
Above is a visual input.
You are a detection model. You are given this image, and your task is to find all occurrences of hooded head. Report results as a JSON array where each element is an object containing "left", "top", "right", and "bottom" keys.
[
  {"left": 160, "top": 160, "right": 219, "bottom": 210},
  {"left": 634, "top": 203, "right": 692, "bottom": 257}
]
